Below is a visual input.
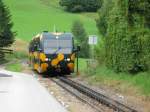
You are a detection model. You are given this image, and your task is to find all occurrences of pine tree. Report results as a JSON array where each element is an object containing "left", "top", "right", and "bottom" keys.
[
  {"left": 72, "top": 20, "right": 89, "bottom": 58},
  {"left": 0, "top": 0, "right": 15, "bottom": 47}
]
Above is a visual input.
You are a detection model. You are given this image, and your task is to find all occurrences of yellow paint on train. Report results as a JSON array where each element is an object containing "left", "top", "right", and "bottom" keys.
[
  {"left": 51, "top": 53, "right": 65, "bottom": 67},
  {"left": 41, "top": 63, "right": 48, "bottom": 72},
  {"left": 57, "top": 53, "right": 64, "bottom": 61},
  {"left": 34, "top": 63, "right": 39, "bottom": 70},
  {"left": 67, "top": 63, "right": 74, "bottom": 71},
  {"left": 51, "top": 59, "right": 59, "bottom": 67},
  {"left": 40, "top": 53, "right": 46, "bottom": 62}
]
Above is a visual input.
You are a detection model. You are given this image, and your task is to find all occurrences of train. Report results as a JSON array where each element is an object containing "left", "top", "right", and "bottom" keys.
[{"left": 29, "top": 31, "right": 80, "bottom": 75}]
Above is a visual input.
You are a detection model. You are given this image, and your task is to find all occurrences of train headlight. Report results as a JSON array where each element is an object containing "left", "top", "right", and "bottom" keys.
[
  {"left": 67, "top": 58, "right": 71, "bottom": 61},
  {"left": 45, "top": 58, "right": 49, "bottom": 61}
]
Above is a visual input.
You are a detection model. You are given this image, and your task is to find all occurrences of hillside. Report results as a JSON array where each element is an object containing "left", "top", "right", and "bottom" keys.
[{"left": 4, "top": 0, "right": 98, "bottom": 41}]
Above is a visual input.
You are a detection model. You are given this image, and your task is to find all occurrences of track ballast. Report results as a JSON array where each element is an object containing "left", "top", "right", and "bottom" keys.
[{"left": 52, "top": 76, "right": 138, "bottom": 112}]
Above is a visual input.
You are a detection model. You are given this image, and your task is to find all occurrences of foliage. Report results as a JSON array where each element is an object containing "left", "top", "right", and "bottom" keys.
[
  {"left": 96, "top": 0, "right": 113, "bottom": 36},
  {"left": 59, "top": 0, "right": 102, "bottom": 12},
  {"left": 96, "top": 0, "right": 150, "bottom": 73},
  {"left": 0, "top": 0, "right": 15, "bottom": 47},
  {"left": 75, "top": 58, "right": 88, "bottom": 72},
  {"left": 72, "top": 20, "right": 90, "bottom": 58},
  {"left": 95, "top": 38, "right": 105, "bottom": 65}
]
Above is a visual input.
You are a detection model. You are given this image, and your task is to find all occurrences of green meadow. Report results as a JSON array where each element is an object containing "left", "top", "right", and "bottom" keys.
[{"left": 4, "top": 0, "right": 98, "bottom": 41}]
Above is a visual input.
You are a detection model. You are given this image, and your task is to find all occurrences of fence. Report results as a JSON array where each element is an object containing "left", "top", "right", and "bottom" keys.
[{"left": 0, "top": 47, "right": 13, "bottom": 62}]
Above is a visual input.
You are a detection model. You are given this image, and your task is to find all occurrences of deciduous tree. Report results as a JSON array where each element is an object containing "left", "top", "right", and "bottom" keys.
[
  {"left": 96, "top": 0, "right": 150, "bottom": 73},
  {"left": 72, "top": 20, "right": 89, "bottom": 58}
]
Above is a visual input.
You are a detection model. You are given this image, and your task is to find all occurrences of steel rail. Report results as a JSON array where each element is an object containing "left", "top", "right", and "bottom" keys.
[
  {"left": 58, "top": 76, "right": 138, "bottom": 112},
  {"left": 51, "top": 78, "right": 104, "bottom": 112}
]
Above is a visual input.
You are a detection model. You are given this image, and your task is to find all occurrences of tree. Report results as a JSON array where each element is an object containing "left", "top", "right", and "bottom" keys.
[
  {"left": 96, "top": 0, "right": 150, "bottom": 73},
  {"left": 59, "top": 0, "right": 102, "bottom": 12},
  {"left": 72, "top": 20, "right": 90, "bottom": 58},
  {"left": 0, "top": 0, "right": 15, "bottom": 48},
  {"left": 96, "top": 0, "right": 113, "bottom": 37}
]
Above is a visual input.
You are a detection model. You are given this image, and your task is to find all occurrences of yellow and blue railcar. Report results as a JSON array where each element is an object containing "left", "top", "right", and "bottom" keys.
[{"left": 29, "top": 31, "right": 79, "bottom": 74}]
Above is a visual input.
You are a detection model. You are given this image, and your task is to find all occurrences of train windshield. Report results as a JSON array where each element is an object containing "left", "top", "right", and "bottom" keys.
[{"left": 43, "top": 38, "right": 73, "bottom": 54}]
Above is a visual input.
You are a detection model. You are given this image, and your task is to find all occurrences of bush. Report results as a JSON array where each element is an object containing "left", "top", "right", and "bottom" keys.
[
  {"left": 72, "top": 20, "right": 90, "bottom": 58},
  {"left": 59, "top": 0, "right": 102, "bottom": 12},
  {"left": 70, "top": 5, "right": 83, "bottom": 12}
]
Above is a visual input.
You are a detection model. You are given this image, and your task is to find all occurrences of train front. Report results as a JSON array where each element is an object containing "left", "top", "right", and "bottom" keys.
[{"left": 40, "top": 32, "right": 75, "bottom": 74}]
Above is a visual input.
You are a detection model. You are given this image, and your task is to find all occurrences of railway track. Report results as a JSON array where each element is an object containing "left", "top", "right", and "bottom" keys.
[{"left": 52, "top": 76, "right": 138, "bottom": 112}]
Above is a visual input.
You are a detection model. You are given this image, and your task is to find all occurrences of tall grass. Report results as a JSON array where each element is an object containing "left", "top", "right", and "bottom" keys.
[{"left": 84, "top": 65, "right": 150, "bottom": 96}]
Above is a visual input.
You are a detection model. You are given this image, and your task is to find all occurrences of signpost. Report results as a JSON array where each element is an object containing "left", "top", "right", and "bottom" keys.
[
  {"left": 88, "top": 35, "right": 98, "bottom": 45},
  {"left": 88, "top": 35, "right": 98, "bottom": 59},
  {"left": 87, "top": 35, "right": 98, "bottom": 73}
]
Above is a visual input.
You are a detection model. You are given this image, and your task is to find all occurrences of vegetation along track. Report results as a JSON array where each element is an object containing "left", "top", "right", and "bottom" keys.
[{"left": 51, "top": 76, "right": 138, "bottom": 112}]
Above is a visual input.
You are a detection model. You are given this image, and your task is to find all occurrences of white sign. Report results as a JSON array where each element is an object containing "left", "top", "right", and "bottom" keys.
[{"left": 88, "top": 35, "right": 97, "bottom": 45}]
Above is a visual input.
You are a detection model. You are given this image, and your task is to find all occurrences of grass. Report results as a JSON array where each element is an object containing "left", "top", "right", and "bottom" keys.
[
  {"left": 4, "top": 39, "right": 28, "bottom": 72},
  {"left": 4, "top": 51, "right": 28, "bottom": 72},
  {"left": 76, "top": 58, "right": 88, "bottom": 72},
  {"left": 5, "top": 62, "right": 23, "bottom": 72},
  {"left": 75, "top": 58, "right": 150, "bottom": 96},
  {"left": 83, "top": 65, "right": 150, "bottom": 96},
  {"left": 4, "top": 0, "right": 99, "bottom": 41}
]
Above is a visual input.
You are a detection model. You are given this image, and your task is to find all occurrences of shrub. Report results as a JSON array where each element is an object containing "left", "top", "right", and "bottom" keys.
[
  {"left": 59, "top": 0, "right": 102, "bottom": 12},
  {"left": 72, "top": 20, "right": 90, "bottom": 58}
]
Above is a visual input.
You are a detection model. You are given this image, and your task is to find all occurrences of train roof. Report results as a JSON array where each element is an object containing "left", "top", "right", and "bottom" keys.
[{"left": 33, "top": 32, "right": 73, "bottom": 40}]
